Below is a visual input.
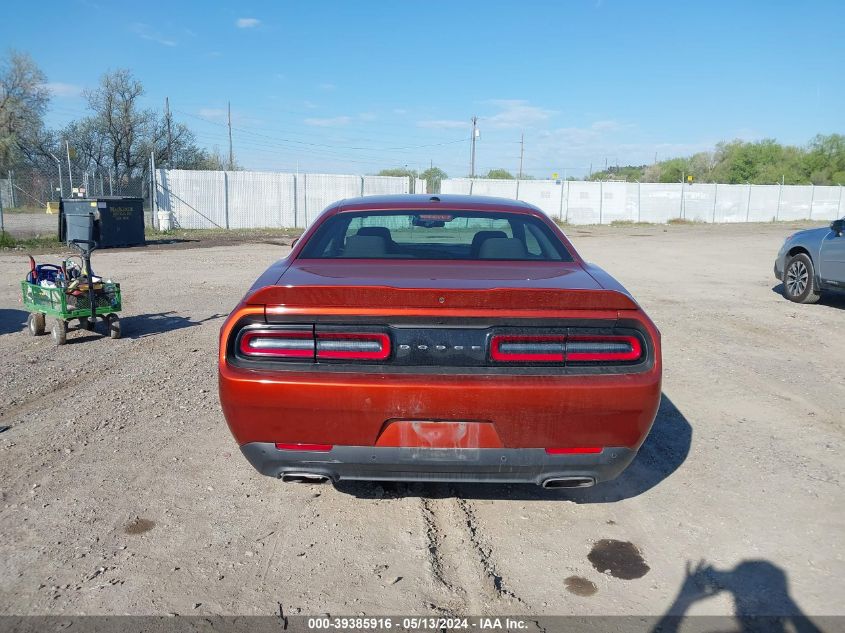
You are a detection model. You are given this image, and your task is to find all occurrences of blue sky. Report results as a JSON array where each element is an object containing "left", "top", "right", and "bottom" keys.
[{"left": 3, "top": 0, "right": 843, "bottom": 178}]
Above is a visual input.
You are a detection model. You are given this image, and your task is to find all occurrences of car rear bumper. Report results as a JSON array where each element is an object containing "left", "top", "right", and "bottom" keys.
[{"left": 240, "top": 442, "right": 637, "bottom": 487}]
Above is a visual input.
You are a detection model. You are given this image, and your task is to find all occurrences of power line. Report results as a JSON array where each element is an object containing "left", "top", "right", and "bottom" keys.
[{"left": 176, "top": 109, "right": 469, "bottom": 153}]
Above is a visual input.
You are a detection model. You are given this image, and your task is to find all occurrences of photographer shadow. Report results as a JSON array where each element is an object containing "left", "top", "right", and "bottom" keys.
[{"left": 653, "top": 560, "right": 823, "bottom": 633}]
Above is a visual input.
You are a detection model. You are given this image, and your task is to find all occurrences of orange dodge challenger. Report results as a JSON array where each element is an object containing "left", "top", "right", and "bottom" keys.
[{"left": 219, "top": 195, "right": 661, "bottom": 489}]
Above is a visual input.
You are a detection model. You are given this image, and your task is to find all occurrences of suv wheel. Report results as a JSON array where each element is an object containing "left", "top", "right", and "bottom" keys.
[{"left": 784, "top": 253, "right": 821, "bottom": 304}]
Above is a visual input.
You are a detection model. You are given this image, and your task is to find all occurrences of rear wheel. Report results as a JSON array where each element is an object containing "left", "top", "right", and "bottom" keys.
[
  {"left": 106, "top": 314, "right": 121, "bottom": 339},
  {"left": 79, "top": 317, "right": 95, "bottom": 331},
  {"left": 27, "top": 313, "right": 45, "bottom": 336},
  {"left": 51, "top": 319, "right": 67, "bottom": 345},
  {"left": 784, "top": 253, "right": 821, "bottom": 304}
]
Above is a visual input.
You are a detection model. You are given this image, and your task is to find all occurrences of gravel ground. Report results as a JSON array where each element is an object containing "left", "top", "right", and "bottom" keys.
[{"left": 0, "top": 221, "right": 842, "bottom": 618}]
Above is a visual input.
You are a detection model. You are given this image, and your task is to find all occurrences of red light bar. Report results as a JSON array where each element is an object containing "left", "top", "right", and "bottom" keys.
[
  {"left": 565, "top": 335, "right": 642, "bottom": 363},
  {"left": 316, "top": 332, "right": 391, "bottom": 361},
  {"left": 490, "top": 335, "right": 565, "bottom": 362},
  {"left": 275, "top": 443, "right": 333, "bottom": 452},
  {"left": 545, "top": 447, "right": 603, "bottom": 454},
  {"left": 240, "top": 330, "right": 314, "bottom": 358}
]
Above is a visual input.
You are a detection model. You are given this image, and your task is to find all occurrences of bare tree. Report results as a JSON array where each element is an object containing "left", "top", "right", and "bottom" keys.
[
  {"left": 0, "top": 50, "right": 49, "bottom": 169},
  {"left": 83, "top": 69, "right": 152, "bottom": 185}
]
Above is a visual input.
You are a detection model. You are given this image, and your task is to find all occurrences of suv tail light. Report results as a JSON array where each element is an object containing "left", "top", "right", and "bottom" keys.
[
  {"left": 316, "top": 332, "right": 391, "bottom": 361},
  {"left": 489, "top": 333, "right": 642, "bottom": 365},
  {"left": 239, "top": 329, "right": 314, "bottom": 358}
]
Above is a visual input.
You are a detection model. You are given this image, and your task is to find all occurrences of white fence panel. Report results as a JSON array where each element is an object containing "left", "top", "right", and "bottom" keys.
[
  {"left": 637, "top": 184, "right": 678, "bottom": 223},
  {"left": 599, "top": 181, "right": 628, "bottom": 223},
  {"left": 516, "top": 180, "right": 564, "bottom": 219},
  {"left": 466, "top": 178, "right": 519, "bottom": 198},
  {"left": 414, "top": 178, "right": 427, "bottom": 194},
  {"left": 440, "top": 178, "right": 473, "bottom": 195},
  {"left": 565, "top": 181, "right": 601, "bottom": 224},
  {"left": 811, "top": 185, "right": 842, "bottom": 221},
  {"left": 227, "top": 171, "right": 295, "bottom": 228},
  {"left": 297, "top": 174, "right": 361, "bottom": 226},
  {"left": 713, "top": 184, "right": 747, "bottom": 223},
  {"left": 158, "top": 169, "right": 226, "bottom": 229},
  {"left": 362, "top": 175, "right": 410, "bottom": 196},
  {"left": 683, "top": 183, "right": 718, "bottom": 222}
]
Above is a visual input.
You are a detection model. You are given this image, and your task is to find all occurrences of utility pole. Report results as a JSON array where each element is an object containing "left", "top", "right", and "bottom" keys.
[
  {"left": 165, "top": 97, "right": 173, "bottom": 166},
  {"left": 65, "top": 140, "right": 74, "bottom": 193},
  {"left": 470, "top": 116, "right": 478, "bottom": 178},
  {"left": 518, "top": 132, "right": 524, "bottom": 180},
  {"left": 227, "top": 101, "right": 234, "bottom": 170}
]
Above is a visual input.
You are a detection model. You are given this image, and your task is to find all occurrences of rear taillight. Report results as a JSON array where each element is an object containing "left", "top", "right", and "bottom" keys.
[
  {"left": 565, "top": 335, "right": 641, "bottom": 363},
  {"left": 489, "top": 333, "right": 643, "bottom": 364},
  {"left": 490, "top": 335, "right": 565, "bottom": 362},
  {"left": 237, "top": 327, "right": 391, "bottom": 362},
  {"left": 239, "top": 329, "right": 314, "bottom": 358},
  {"left": 316, "top": 332, "right": 391, "bottom": 361}
]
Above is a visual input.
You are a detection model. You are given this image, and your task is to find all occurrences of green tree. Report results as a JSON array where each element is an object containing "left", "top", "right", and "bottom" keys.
[
  {"left": 420, "top": 166, "right": 447, "bottom": 193},
  {"left": 486, "top": 168, "right": 514, "bottom": 179},
  {"left": 378, "top": 167, "right": 417, "bottom": 178}
]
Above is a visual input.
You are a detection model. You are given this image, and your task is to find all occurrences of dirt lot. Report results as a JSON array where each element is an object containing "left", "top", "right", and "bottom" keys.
[{"left": 0, "top": 222, "right": 842, "bottom": 619}]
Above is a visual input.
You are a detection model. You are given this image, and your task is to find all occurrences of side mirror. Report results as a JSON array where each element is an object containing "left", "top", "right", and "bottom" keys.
[
  {"left": 291, "top": 237, "right": 299, "bottom": 247},
  {"left": 831, "top": 219, "right": 845, "bottom": 237}
]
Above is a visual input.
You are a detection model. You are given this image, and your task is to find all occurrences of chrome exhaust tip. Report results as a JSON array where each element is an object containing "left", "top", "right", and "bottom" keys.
[
  {"left": 541, "top": 477, "right": 595, "bottom": 489},
  {"left": 281, "top": 473, "right": 330, "bottom": 484}
]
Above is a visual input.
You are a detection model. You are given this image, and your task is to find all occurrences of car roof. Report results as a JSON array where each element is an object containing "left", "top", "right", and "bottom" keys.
[{"left": 329, "top": 194, "right": 545, "bottom": 216}]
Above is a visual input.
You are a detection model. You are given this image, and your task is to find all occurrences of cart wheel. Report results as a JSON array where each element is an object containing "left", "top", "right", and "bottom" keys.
[
  {"left": 79, "top": 317, "right": 95, "bottom": 331},
  {"left": 27, "top": 313, "right": 46, "bottom": 336},
  {"left": 51, "top": 320, "right": 67, "bottom": 345},
  {"left": 106, "top": 314, "right": 121, "bottom": 339}
]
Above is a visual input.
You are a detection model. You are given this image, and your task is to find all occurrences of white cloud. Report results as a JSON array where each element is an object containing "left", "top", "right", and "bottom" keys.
[
  {"left": 236, "top": 17, "right": 260, "bottom": 28},
  {"left": 416, "top": 119, "right": 468, "bottom": 129},
  {"left": 198, "top": 108, "right": 227, "bottom": 121},
  {"left": 318, "top": 83, "right": 336, "bottom": 91},
  {"left": 304, "top": 116, "right": 351, "bottom": 127},
  {"left": 358, "top": 112, "right": 377, "bottom": 121},
  {"left": 131, "top": 22, "right": 177, "bottom": 46},
  {"left": 41, "top": 82, "right": 83, "bottom": 98},
  {"left": 393, "top": 108, "right": 408, "bottom": 115},
  {"left": 483, "top": 99, "right": 555, "bottom": 129}
]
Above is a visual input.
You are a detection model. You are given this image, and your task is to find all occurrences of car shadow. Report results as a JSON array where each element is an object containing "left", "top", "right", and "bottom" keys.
[
  {"left": 333, "top": 393, "right": 692, "bottom": 503},
  {"left": 771, "top": 283, "right": 845, "bottom": 309},
  {"left": 0, "top": 309, "right": 28, "bottom": 336},
  {"left": 119, "top": 311, "right": 227, "bottom": 339},
  {"left": 649, "top": 559, "right": 824, "bottom": 632}
]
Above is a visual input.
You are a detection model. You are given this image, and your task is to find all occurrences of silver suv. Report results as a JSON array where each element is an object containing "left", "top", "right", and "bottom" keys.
[{"left": 774, "top": 218, "right": 845, "bottom": 303}]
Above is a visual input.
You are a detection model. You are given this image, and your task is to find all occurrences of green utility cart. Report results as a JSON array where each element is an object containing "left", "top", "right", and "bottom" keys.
[{"left": 21, "top": 239, "right": 122, "bottom": 345}]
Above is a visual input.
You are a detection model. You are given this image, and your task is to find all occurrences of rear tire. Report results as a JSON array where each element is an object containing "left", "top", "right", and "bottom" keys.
[
  {"left": 106, "top": 314, "right": 121, "bottom": 339},
  {"left": 51, "top": 320, "right": 67, "bottom": 345},
  {"left": 28, "top": 313, "right": 45, "bottom": 336},
  {"left": 783, "top": 253, "right": 821, "bottom": 304},
  {"left": 79, "top": 317, "right": 95, "bottom": 331}
]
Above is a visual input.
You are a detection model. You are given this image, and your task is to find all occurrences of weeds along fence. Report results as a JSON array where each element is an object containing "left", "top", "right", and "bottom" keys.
[
  {"left": 152, "top": 169, "right": 426, "bottom": 230},
  {"left": 441, "top": 178, "right": 845, "bottom": 225}
]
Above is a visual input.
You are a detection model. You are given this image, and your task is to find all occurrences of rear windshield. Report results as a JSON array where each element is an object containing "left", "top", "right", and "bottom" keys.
[{"left": 298, "top": 210, "right": 573, "bottom": 261}]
